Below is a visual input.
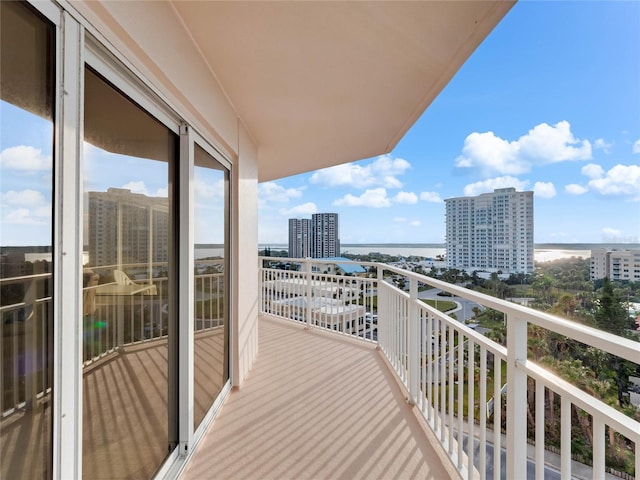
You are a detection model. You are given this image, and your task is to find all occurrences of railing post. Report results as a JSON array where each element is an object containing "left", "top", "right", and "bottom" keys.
[
  {"left": 506, "top": 313, "right": 528, "bottom": 479},
  {"left": 408, "top": 275, "right": 419, "bottom": 404},
  {"left": 305, "top": 258, "right": 312, "bottom": 329},
  {"left": 376, "top": 265, "right": 385, "bottom": 349}
]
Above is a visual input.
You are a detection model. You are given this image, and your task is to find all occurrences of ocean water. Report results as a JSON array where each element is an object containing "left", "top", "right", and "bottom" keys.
[{"left": 248, "top": 243, "right": 640, "bottom": 263}]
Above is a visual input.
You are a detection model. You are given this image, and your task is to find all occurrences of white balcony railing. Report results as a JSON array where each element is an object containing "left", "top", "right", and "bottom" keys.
[
  {"left": 0, "top": 262, "right": 225, "bottom": 417},
  {"left": 259, "top": 256, "right": 640, "bottom": 480}
]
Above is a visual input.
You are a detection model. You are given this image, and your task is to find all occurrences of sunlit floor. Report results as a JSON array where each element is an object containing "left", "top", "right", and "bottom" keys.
[
  {"left": 1, "top": 328, "right": 225, "bottom": 480},
  {"left": 181, "top": 315, "right": 453, "bottom": 480},
  {"left": 83, "top": 329, "right": 225, "bottom": 479}
]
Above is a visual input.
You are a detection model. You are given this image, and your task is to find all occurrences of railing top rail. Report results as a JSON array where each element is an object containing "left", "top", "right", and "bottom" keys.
[
  {"left": 259, "top": 257, "right": 640, "bottom": 365},
  {"left": 524, "top": 359, "right": 640, "bottom": 441},
  {"left": 259, "top": 255, "right": 380, "bottom": 269},
  {"left": 378, "top": 263, "right": 640, "bottom": 364},
  {"left": 412, "top": 294, "right": 508, "bottom": 359},
  {"left": 0, "top": 272, "right": 52, "bottom": 286}
]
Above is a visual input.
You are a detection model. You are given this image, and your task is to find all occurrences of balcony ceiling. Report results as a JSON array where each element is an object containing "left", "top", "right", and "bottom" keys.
[{"left": 171, "top": 1, "right": 514, "bottom": 181}]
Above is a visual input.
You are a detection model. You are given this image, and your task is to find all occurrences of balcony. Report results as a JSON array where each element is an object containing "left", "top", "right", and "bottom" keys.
[
  {"left": 2, "top": 258, "right": 639, "bottom": 479},
  {"left": 183, "top": 256, "right": 637, "bottom": 480},
  {"left": 180, "top": 314, "right": 454, "bottom": 480}
]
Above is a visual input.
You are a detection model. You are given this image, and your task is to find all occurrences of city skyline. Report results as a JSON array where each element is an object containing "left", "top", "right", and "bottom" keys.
[{"left": 257, "top": 1, "right": 640, "bottom": 245}]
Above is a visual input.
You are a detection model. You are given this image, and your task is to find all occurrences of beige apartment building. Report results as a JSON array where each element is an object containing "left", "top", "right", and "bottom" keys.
[{"left": 591, "top": 248, "right": 640, "bottom": 281}]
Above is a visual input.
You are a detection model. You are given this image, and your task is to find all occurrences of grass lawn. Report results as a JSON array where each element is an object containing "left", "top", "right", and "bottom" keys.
[{"left": 420, "top": 299, "right": 457, "bottom": 313}]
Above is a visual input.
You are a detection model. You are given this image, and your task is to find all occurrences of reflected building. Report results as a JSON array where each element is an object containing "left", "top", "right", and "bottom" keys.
[{"left": 88, "top": 188, "right": 169, "bottom": 267}]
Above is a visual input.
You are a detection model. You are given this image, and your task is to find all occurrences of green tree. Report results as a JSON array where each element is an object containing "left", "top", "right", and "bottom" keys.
[
  {"left": 594, "top": 278, "right": 628, "bottom": 335},
  {"left": 594, "top": 277, "right": 634, "bottom": 406}
]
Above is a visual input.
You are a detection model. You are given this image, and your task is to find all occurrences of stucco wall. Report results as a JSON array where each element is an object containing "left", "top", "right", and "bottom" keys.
[{"left": 234, "top": 122, "right": 259, "bottom": 386}]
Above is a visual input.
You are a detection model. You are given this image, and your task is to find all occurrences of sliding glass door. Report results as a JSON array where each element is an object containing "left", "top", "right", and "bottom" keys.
[
  {"left": 193, "top": 144, "right": 229, "bottom": 431},
  {"left": 0, "top": 2, "right": 55, "bottom": 478},
  {"left": 82, "top": 67, "right": 177, "bottom": 479}
]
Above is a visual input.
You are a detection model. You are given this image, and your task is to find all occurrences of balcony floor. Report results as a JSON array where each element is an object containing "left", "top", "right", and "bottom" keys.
[{"left": 181, "top": 315, "right": 454, "bottom": 480}]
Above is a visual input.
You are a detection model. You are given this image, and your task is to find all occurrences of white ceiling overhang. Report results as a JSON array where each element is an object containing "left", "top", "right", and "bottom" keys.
[{"left": 171, "top": 1, "right": 514, "bottom": 181}]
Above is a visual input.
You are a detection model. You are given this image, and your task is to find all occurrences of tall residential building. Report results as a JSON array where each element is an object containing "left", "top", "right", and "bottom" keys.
[
  {"left": 288, "top": 218, "right": 311, "bottom": 258},
  {"left": 311, "top": 213, "right": 340, "bottom": 258},
  {"left": 445, "top": 188, "right": 534, "bottom": 274},
  {"left": 288, "top": 213, "right": 340, "bottom": 258},
  {"left": 88, "top": 188, "right": 169, "bottom": 267},
  {"left": 591, "top": 248, "right": 640, "bottom": 281}
]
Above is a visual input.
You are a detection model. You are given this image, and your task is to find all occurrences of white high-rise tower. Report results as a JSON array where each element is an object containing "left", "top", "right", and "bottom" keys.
[{"left": 445, "top": 188, "right": 533, "bottom": 273}]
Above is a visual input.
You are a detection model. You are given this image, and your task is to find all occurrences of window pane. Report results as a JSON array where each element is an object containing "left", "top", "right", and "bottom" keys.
[
  {"left": 0, "top": 2, "right": 55, "bottom": 479},
  {"left": 193, "top": 144, "right": 229, "bottom": 430},
  {"left": 82, "top": 68, "right": 176, "bottom": 479}
]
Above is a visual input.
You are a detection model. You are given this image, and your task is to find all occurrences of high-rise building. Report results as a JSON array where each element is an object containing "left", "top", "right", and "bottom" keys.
[
  {"left": 288, "top": 218, "right": 311, "bottom": 258},
  {"left": 445, "top": 188, "right": 534, "bottom": 273},
  {"left": 88, "top": 188, "right": 169, "bottom": 267},
  {"left": 288, "top": 213, "right": 340, "bottom": 258},
  {"left": 311, "top": 213, "right": 340, "bottom": 258},
  {"left": 591, "top": 248, "right": 640, "bottom": 281}
]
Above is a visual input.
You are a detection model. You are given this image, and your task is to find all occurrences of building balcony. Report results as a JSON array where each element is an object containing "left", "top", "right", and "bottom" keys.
[{"left": 183, "top": 257, "right": 639, "bottom": 480}]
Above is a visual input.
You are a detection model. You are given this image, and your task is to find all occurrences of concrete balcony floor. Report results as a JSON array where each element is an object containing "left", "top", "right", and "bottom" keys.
[{"left": 181, "top": 315, "right": 455, "bottom": 480}]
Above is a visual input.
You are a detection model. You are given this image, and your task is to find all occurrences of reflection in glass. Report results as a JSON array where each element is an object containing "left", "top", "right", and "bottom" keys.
[
  {"left": 193, "top": 144, "right": 229, "bottom": 430},
  {"left": 82, "top": 68, "right": 176, "bottom": 479},
  {"left": 0, "top": 2, "right": 55, "bottom": 478}
]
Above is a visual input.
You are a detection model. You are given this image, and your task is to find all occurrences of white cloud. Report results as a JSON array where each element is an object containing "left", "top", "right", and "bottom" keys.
[
  {"left": 195, "top": 178, "right": 224, "bottom": 199},
  {"left": 2, "top": 189, "right": 46, "bottom": 206},
  {"left": 258, "top": 182, "right": 304, "bottom": 205},
  {"left": 310, "top": 154, "right": 411, "bottom": 189},
  {"left": 121, "top": 181, "right": 148, "bottom": 195},
  {"left": 334, "top": 188, "right": 391, "bottom": 208},
  {"left": 154, "top": 187, "right": 169, "bottom": 198},
  {"left": 409, "top": 220, "right": 421, "bottom": 227},
  {"left": 1, "top": 189, "right": 51, "bottom": 225},
  {"left": 633, "top": 139, "right": 640, "bottom": 154},
  {"left": 602, "top": 227, "right": 622, "bottom": 237},
  {"left": 533, "top": 182, "right": 556, "bottom": 198},
  {"left": 4, "top": 205, "right": 51, "bottom": 225},
  {"left": 581, "top": 163, "right": 605, "bottom": 179},
  {"left": 120, "top": 181, "right": 167, "bottom": 198},
  {"left": 279, "top": 202, "right": 318, "bottom": 216},
  {"left": 419, "top": 191, "right": 443, "bottom": 203},
  {"left": 455, "top": 121, "right": 591, "bottom": 176},
  {"left": 463, "top": 176, "right": 528, "bottom": 196},
  {"left": 565, "top": 184, "right": 588, "bottom": 195},
  {"left": 593, "top": 138, "right": 612, "bottom": 153},
  {"left": 0, "top": 145, "right": 52, "bottom": 172},
  {"left": 393, "top": 191, "right": 418, "bottom": 204},
  {"left": 586, "top": 164, "right": 640, "bottom": 198}
]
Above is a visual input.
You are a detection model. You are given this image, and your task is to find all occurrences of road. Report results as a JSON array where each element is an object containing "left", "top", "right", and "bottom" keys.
[
  {"left": 418, "top": 287, "right": 482, "bottom": 324},
  {"left": 460, "top": 434, "right": 580, "bottom": 480}
]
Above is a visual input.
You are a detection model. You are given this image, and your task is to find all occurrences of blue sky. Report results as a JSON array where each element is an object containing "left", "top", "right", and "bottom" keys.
[
  {"left": 258, "top": 1, "right": 640, "bottom": 245},
  {"left": 1, "top": 2, "right": 639, "bottom": 247}
]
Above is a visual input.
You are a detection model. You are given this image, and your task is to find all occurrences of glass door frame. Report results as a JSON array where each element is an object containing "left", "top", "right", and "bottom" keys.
[{"left": 178, "top": 126, "right": 233, "bottom": 456}]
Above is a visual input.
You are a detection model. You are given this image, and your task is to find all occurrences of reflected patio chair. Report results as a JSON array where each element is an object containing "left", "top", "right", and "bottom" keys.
[
  {"left": 113, "top": 269, "right": 157, "bottom": 295},
  {"left": 113, "top": 269, "right": 135, "bottom": 286}
]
